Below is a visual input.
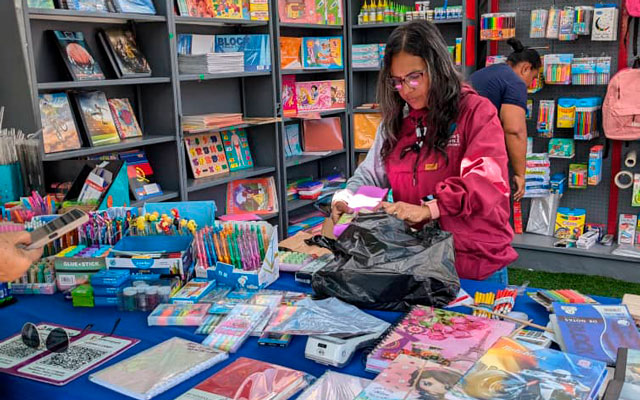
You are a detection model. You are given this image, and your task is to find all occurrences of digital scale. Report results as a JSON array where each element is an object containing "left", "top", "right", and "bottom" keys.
[{"left": 304, "top": 322, "right": 390, "bottom": 368}]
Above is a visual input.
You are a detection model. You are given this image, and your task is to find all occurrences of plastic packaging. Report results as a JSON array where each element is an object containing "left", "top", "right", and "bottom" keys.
[
  {"left": 526, "top": 194, "right": 561, "bottom": 236},
  {"left": 297, "top": 371, "right": 370, "bottom": 400},
  {"left": 202, "top": 304, "right": 269, "bottom": 352},
  {"left": 311, "top": 212, "right": 459, "bottom": 311},
  {"left": 265, "top": 297, "right": 390, "bottom": 336}
]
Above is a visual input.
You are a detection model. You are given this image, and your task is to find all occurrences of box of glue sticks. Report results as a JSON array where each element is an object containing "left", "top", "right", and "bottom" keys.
[
  {"left": 106, "top": 235, "right": 194, "bottom": 280},
  {"left": 54, "top": 245, "right": 112, "bottom": 291},
  {"left": 205, "top": 221, "right": 279, "bottom": 290}
]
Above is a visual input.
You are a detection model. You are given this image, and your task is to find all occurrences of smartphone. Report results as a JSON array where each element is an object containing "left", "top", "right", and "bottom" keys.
[{"left": 26, "top": 209, "right": 89, "bottom": 250}]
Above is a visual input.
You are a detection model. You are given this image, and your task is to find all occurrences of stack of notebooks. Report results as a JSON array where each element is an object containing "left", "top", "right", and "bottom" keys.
[
  {"left": 550, "top": 303, "right": 640, "bottom": 365},
  {"left": 178, "top": 52, "right": 244, "bottom": 74},
  {"left": 182, "top": 113, "right": 244, "bottom": 133}
]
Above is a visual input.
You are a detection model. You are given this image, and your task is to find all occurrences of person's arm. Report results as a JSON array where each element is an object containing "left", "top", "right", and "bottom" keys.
[
  {"left": 434, "top": 97, "right": 511, "bottom": 218},
  {"left": 0, "top": 232, "right": 43, "bottom": 282},
  {"left": 500, "top": 104, "right": 527, "bottom": 201}
]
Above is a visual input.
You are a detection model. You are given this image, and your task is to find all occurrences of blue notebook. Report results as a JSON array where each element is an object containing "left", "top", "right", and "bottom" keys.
[
  {"left": 553, "top": 303, "right": 640, "bottom": 365},
  {"left": 214, "top": 35, "right": 271, "bottom": 72}
]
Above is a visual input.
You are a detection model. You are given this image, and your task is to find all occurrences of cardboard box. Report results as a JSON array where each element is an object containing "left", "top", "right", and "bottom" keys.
[
  {"left": 54, "top": 255, "right": 106, "bottom": 292},
  {"left": 206, "top": 222, "right": 279, "bottom": 290}
]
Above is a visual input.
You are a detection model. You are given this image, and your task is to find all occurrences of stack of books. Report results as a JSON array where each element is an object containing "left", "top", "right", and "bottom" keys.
[
  {"left": 182, "top": 113, "right": 244, "bottom": 133},
  {"left": 178, "top": 52, "right": 244, "bottom": 75}
]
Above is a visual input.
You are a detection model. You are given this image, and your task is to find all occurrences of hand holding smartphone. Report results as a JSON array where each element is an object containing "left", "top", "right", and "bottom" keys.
[{"left": 25, "top": 209, "right": 89, "bottom": 250}]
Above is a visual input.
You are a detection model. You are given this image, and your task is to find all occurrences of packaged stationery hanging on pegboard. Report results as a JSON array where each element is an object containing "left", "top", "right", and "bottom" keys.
[
  {"left": 544, "top": 54, "right": 573, "bottom": 85},
  {"left": 480, "top": 13, "right": 516, "bottom": 40}
]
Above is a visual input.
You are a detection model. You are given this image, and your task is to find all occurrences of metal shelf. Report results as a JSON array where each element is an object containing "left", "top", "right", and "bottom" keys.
[
  {"left": 285, "top": 150, "right": 346, "bottom": 167},
  {"left": 281, "top": 68, "right": 344, "bottom": 75},
  {"left": 287, "top": 198, "right": 315, "bottom": 212},
  {"left": 28, "top": 8, "right": 167, "bottom": 23},
  {"left": 131, "top": 191, "right": 180, "bottom": 208},
  {"left": 352, "top": 19, "right": 463, "bottom": 29},
  {"left": 354, "top": 149, "right": 370, "bottom": 153},
  {"left": 187, "top": 166, "right": 276, "bottom": 192},
  {"left": 174, "top": 16, "right": 268, "bottom": 27},
  {"left": 352, "top": 108, "right": 381, "bottom": 113},
  {"left": 42, "top": 136, "right": 176, "bottom": 161},
  {"left": 353, "top": 67, "right": 380, "bottom": 72},
  {"left": 279, "top": 22, "right": 344, "bottom": 29},
  {"left": 37, "top": 77, "right": 170, "bottom": 90},
  {"left": 283, "top": 109, "right": 346, "bottom": 122},
  {"left": 179, "top": 71, "right": 272, "bottom": 81}
]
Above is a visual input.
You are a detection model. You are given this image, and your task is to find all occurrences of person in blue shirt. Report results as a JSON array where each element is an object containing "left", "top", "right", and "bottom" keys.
[{"left": 469, "top": 39, "right": 541, "bottom": 201}]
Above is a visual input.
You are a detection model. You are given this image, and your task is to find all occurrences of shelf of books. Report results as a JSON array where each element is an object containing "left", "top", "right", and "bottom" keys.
[
  {"left": 4, "top": 0, "right": 184, "bottom": 208},
  {"left": 274, "top": 0, "right": 350, "bottom": 236},
  {"left": 347, "top": 0, "right": 477, "bottom": 173},
  {"left": 172, "top": 0, "right": 282, "bottom": 233}
]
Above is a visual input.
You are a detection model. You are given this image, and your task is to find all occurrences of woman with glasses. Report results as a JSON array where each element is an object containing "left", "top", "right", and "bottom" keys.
[{"left": 332, "top": 20, "right": 517, "bottom": 283}]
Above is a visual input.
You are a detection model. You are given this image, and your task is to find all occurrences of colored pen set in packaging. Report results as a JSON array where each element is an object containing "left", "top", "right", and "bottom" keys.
[
  {"left": 544, "top": 54, "right": 573, "bottom": 85},
  {"left": 571, "top": 57, "right": 611, "bottom": 85},
  {"left": 194, "top": 222, "right": 270, "bottom": 271},
  {"left": 530, "top": 9, "right": 548, "bottom": 38},
  {"left": 480, "top": 12, "right": 516, "bottom": 40},
  {"left": 537, "top": 100, "right": 556, "bottom": 138},
  {"left": 574, "top": 98, "right": 602, "bottom": 141}
]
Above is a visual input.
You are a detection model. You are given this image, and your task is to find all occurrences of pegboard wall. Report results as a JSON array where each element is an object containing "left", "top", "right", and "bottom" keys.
[{"left": 489, "top": 0, "right": 633, "bottom": 230}]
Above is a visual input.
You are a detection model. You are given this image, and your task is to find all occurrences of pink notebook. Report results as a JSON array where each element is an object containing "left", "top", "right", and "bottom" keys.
[{"left": 366, "top": 306, "right": 515, "bottom": 374}]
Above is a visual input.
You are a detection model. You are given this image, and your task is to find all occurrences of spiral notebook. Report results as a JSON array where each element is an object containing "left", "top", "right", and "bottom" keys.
[
  {"left": 89, "top": 337, "right": 228, "bottom": 400},
  {"left": 365, "top": 306, "right": 516, "bottom": 374}
]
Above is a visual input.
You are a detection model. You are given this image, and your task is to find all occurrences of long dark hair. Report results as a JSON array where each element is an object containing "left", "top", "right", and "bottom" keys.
[
  {"left": 506, "top": 38, "right": 542, "bottom": 69},
  {"left": 377, "top": 20, "right": 462, "bottom": 160}
]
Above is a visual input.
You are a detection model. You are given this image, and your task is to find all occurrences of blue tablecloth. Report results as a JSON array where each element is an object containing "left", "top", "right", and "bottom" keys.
[{"left": 0, "top": 274, "right": 619, "bottom": 400}]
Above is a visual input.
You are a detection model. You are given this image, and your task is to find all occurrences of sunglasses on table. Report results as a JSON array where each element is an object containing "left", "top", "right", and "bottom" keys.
[
  {"left": 388, "top": 69, "right": 427, "bottom": 91},
  {"left": 21, "top": 318, "right": 120, "bottom": 353}
]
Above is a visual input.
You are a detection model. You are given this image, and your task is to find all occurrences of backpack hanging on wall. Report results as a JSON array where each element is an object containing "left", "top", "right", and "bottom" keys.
[{"left": 602, "top": 10, "right": 640, "bottom": 141}]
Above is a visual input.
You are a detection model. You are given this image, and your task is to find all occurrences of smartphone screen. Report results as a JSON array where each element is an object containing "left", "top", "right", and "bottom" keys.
[{"left": 28, "top": 209, "right": 88, "bottom": 248}]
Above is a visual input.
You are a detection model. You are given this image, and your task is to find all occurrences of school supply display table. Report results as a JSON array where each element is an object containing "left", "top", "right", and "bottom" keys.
[{"left": 0, "top": 273, "right": 618, "bottom": 400}]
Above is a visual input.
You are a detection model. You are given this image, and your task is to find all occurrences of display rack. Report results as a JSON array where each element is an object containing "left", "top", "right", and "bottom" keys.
[
  {"left": 484, "top": 0, "right": 640, "bottom": 278},
  {"left": 346, "top": 0, "right": 478, "bottom": 173},
  {"left": 272, "top": 11, "right": 350, "bottom": 236}
]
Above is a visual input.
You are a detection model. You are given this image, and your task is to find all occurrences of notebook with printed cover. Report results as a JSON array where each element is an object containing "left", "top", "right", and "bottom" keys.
[
  {"left": 296, "top": 81, "right": 331, "bottom": 112},
  {"left": 329, "top": 79, "right": 346, "bottom": 109},
  {"left": 108, "top": 98, "right": 143, "bottom": 139},
  {"left": 280, "top": 37, "right": 303, "bottom": 69},
  {"left": 355, "top": 354, "right": 461, "bottom": 400},
  {"left": 446, "top": 336, "right": 608, "bottom": 400},
  {"left": 366, "top": 306, "right": 515, "bottom": 374},
  {"left": 175, "top": 357, "right": 309, "bottom": 400},
  {"left": 99, "top": 28, "right": 151, "bottom": 78},
  {"left": 90, "top": 337, "right": 227, "bottom": 400},
  {"left": 282, "top": 75, "right": 298, "bottom": 116},
  {"left": 0, "top": 323, "right": 138, "bottom": 386},
  {"left": 220, "top": 128, "right": 253, "bottom": 171},
  {"left": 214, "top": 35, "right": 271, "bottom": 72},
  {"left": 185, "top": 132, "right": 229, "bottom": 179},
  {"left": 301, "top": 37, "right": 343, "bottom": 69},
  {"left": 112, "top": 0, "right": 157, "bottom": 14},
  {"left": 38, "top": 92, "right": 83, "bottom": 154},
  {"left": 73, "top": 91, "right": 121, "bottom": 147},
  {"left": 118, "top": 149, "right": 163, "bottom": 201},
  {"left": 553, "top": 303, "right": 640, "bottom": 365},
  {"left": 226, "top": 177, "right": 278, "bottom": 215},
  {"left": 51, "top": 30, "right": 105, "bottom": 81}
]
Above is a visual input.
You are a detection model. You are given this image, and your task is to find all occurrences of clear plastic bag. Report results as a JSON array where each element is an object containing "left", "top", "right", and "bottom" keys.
[
  {"left": 297, "top": 371, "right": 370, "bottom": 400},
  {"left": 526, "top": 194, "right": 561, "bottom": 236},
  {"left": 265, "top": 297, "right": 387, "bottom": 336}
]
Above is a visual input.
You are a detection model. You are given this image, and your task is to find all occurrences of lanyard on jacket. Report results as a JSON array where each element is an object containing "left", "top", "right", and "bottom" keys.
[{"left": 400, "top": 118, "right": 427, "bottom": 187}]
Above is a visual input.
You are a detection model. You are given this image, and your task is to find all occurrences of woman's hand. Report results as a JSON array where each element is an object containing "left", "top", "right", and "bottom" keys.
[
  {"left": 0, "top": 232, "right": 43, "bottom": 282},
  {"left": 381, "top": 201, "right": 431, "bottom": 225},
  {"left": 331, "top": 201, "right": 351, "bottom": 223}
]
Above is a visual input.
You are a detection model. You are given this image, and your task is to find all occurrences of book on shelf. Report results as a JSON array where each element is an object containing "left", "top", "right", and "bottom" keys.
[
  {"left": 73, "top": 91, "right": 121, "bottom": 147},
  {"left": 301, "top": 37, "right": 343, "bottom": 69},
  {"left": 112, "top": 0, "right": 156, "bottom": 14},
  {"left": 248, "top": 0, "right": 269, "bottom": 21},
  {"left": 27, "top": 0, "right": 55, "bottom": 8},
  {"left": 51, "top": 31, "right": 105, "bottom": 81},
  {"left": 296, "top": 81, "right": 331, "bottom": 112},
  {"left": 227, "top": 177, "right": 279, "bottom": 215},
  {"left": 365, "top": 306, "right": 515, "bottom": 374},
  {"left": 182, "top": 113, "right": 245, "bottom": 132},
  {"left": 63, "top": 0, "right": 110, "bottom": 11},
  {"left": 302, "top": 117, "right": 342, "bottom": 151},
  {"left": 175, "top": 357, "right": 309, "bottom": 400},
  {"left": 38, "top": 92, "right": 83, "bottom": 154},
  {"left": 211, "top": 0, "right": 244, "bottom": 19},
  {"left": 354, "top": 113, "right": 381, "bottom": 150},
  {"left": 89, "top": 337, "right": 228, "bottom": 400},
  {"left": 282, "top": 75, "right": 298, "bottom": 117},
  {"left": 552, "top": 303, "right": 640, "bottom": 365},
  {"left": 177, "top": 34, "right": 216, "bottom": 55},
  {"left": 329, "top": 79, "right": 345, "bottom": 109},
  {"left": 280, "top": 37, "right": 302, "bottom": 70},
  {"left": 284, "top": 123, "right": 302, "bottom": 157},
  {"left": 221, "top": 128, "right": 254, "bottom": 171},
  {"left": 178, "top": 52, "right": 244, "bottom": 74},
  {"left": 603, "top": 347, "right": 640, "bottom": 400},
  {"left": 446, "top": 336, "right": 608, "bottom": 400},
  {"left": 185, "top": 132, "right": 230, "bottom": 179},
  {"left": 108, "top": 98, "right": 143, "bottom": 139},
  {"left": 278, "top": 0, "right": 317, "bottom": 24},
  {"left": 118, "top": 149, "right": 163, "bottom": 201},
  {"left": 214, "top": 35, "right": 271, "bottom": 72},
  {"left": 98, "top": 28, "right": 151, "bottom": 79}
]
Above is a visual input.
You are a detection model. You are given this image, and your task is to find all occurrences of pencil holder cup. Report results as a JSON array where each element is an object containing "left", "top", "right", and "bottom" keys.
[{"left": 0, "top": 163, "right": 23, "bottom": 203}]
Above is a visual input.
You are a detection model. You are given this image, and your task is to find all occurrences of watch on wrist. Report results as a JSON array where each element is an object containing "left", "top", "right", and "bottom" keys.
[{"left": 420, "top": 196, "right": 440, "bottom": 220}]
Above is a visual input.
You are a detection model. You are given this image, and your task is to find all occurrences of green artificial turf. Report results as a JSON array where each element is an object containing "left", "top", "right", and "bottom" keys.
[{"left": 508, "top": 267, "right": 640, "bottom": 299}]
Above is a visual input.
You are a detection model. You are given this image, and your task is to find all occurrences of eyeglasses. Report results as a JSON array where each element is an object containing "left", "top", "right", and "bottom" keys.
[
  {"left": 21, "top": 319, "right": 120, "bottom": 353},
  {"left": 388, "top": 70, "right": 427, "bottom": 91}
]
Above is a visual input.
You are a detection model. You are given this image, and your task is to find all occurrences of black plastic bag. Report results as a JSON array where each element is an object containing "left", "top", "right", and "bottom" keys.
[{"left": 311, "top": 212, "right": 460, "bottom": 311}]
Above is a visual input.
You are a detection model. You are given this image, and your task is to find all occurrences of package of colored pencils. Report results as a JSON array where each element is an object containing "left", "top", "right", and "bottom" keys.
[
  {"left": 573, "top": 6, "right": 594, "bottom": 35},
  {"left": 530, "top": 9, "right": 548, "bottom": 38},
  {"left": 571, "top": 57, "right": 598, "bottom": 85},
  {"left": 546, "top": 7, "right": 561, "bottom": 38},
  {"left": 537, "top": 100, "right": 556, "bottom": 138},
  {"left": 596, "top": 56, "right": 612, "bottom": 85},
  {"left": 574, "top": 97, "right": 602, "bottom": 140},
  {"left": 480, "top": 12, "right": 516, "bottom": 40}
]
